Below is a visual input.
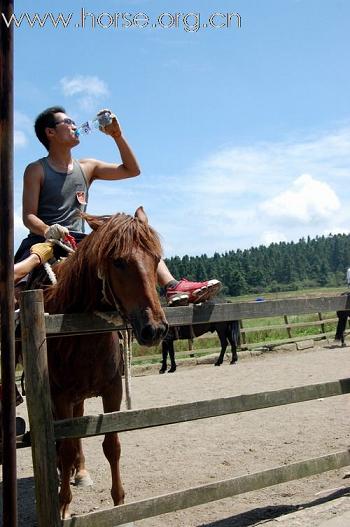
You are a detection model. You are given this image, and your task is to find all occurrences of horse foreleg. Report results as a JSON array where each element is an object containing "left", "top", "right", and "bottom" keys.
[
  {"left": 215, "top": 330, "right": 227, "bottom": 366},
  {"left": 55, "top": 400, "right": 77, "bottom": 519},
  {"left": 58, "top": 438, "right": 80, "bottom": 519},
  {"left": 73, "top": 401, "right": 93, "bottom": 487},
  {"left": 102, "top": 374, "right": 125, "bottom": 506},
  {"left": 168, "top": 341, "right": 176, "bottom": 373},
  {"left": 215, "top": 342, "right": 227, "bottom": 366}
]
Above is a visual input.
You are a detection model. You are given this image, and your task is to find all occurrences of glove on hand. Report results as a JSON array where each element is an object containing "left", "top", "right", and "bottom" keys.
[
  {"left": 45, "top": 224, "right": 69, "bottom": 241},
  {"left": 30, "top": 242, "right": 54, "bottom": 264}
]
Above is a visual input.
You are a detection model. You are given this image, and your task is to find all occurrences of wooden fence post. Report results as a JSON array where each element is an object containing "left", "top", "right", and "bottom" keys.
[
  {"left": 284, "top": 315, "right": 292, "bottom": 339},
  {"left": 20, "top": 289, "right": 61, "bottom": 527},
  {"left": 239, "top": 320, "right": 247, "bottom": 348},
  {"left": 318, "top": 312, "right": 326, "bottom": 336}
]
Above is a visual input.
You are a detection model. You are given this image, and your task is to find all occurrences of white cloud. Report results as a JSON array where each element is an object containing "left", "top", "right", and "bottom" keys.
[
  {"left": 14, "top": 110, "right": 32, "bottom": 149},
  {"left": 14, "top": 130, "right": 27, "bottom": 148},
  {"left": 14, "top": 209, "right": 27, "bottom": 250},
  {"left": 260, "top": 174, "right": 341, "bottom": 224},
  {"left": 60, "top": 75, "right": 110, "bottom": 112},
  {"left": 260, "top": 230, "right": 288, "bottom": 246}
]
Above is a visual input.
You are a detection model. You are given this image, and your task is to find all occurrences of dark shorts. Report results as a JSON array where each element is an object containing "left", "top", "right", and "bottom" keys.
[{"left": 14, "top": 232, "right": 87, "bottom": 263}]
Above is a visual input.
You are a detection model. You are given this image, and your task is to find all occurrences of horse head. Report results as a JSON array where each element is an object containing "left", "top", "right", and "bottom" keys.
[{"left": 83, "top": 206, "right": 168, "bottom": 346}]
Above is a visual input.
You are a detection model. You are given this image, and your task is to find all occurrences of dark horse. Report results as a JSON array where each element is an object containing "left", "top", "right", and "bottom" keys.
[
  {"left": 159, "top": 320, "right": 240, "bottom": 373},
  {"left": 23, "top": 207, "right": 168, "bottom": 519},
  {"left": 334, "top": 310, "right": 350, "bottom": 346}
]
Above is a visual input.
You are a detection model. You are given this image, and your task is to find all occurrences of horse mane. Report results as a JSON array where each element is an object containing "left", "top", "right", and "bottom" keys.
[{"left": 44, "top": 212, "right": 163, "bottom": 313}]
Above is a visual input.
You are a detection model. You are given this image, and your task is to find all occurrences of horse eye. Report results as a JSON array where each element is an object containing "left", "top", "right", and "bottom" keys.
[{"left": 113, "top": 258, "right": 126, "bottom": 269}]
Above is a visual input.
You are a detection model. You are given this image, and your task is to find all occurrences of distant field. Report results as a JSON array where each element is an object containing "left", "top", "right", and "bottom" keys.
[{"left": 226, "top": 285, "right": 346, "bottom": 303}]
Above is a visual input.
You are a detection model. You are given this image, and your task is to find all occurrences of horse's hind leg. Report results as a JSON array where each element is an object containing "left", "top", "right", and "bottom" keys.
[
  {"left": 335, "top": 311, "right": 348, "bottom": 346},
  {"left": 159, "top": 342, "right": 168, "bottom": 374},
  {"left": 215, "top": 343, "right": 227, "bottom": 366},
  {"left": 102, "top": 373, "right": 125, "bottom": 505},
  {"left": 168, "top": 342, "right": 176, "bottom": 373},
  {"left": 73, "top": 401, "right": 93, "bottom": 487},
  {"left": 227, "top": 334, "right": 238, "bottom": 364}
]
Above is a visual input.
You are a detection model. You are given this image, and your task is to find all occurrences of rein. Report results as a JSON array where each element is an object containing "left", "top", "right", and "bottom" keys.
[{"left": 43, "top": 237, "right": 77, "bottom": 285}]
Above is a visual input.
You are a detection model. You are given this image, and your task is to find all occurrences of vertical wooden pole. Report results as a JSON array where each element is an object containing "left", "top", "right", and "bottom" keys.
[
  {"left": 318, "top": 312, "right": 326, "bottom": 336},
  {"left": 284, "top": 315, "right": 292, "bottom": 339},
  {"left": 239, "top": 320, "right": 247, "bottom": 348},
  {"left": 20, "top": 290, "right": 61, "bottom": 527},
  {"left": 188, "top": 338, "right": 194, "bottom": 358},
  {"left": 0, "top": 1, "right": 16, "bottom": 525}
]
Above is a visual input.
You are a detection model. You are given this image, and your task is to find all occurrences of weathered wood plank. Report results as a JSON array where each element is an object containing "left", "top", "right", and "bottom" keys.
[
  {"left": 54, "top": 378, "right": 350, "bottom": 440},
  {"left": 20, "top": 290, "right": 61, "bottom": 527},
  {"left": 62, "top": 449, "right": 350, "bottom": 526},
  {"left": 44, "top": 295, "right": 350, "bottom": 336},
  {"left": 14, "top": 295, "right": 349, "bottom": 340}
]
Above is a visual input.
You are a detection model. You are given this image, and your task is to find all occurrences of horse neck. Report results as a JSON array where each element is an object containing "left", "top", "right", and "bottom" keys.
[{"left": 44, "top": 257, "right": 103, "bottom": 314}]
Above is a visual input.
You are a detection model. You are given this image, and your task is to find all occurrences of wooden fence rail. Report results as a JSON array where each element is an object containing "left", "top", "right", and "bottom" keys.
[
  {"left": 19, "top": 291, "right": 350, "bottom": 527},
  {"left": 54, "top": 378, "right": 350, "bottom": 440},
  {"left": 62, "top": 450, "right": 350, "bottom": 527}
]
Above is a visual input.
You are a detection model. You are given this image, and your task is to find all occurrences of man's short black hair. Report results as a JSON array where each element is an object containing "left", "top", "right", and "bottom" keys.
[{"left": 34, "top": 106, "right": 66, "bottom": 151}]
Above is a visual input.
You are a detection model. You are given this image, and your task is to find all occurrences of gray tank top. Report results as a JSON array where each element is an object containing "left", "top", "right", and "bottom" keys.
[{"left": 35, "top": 157, "right": 89, "bottom": 234}]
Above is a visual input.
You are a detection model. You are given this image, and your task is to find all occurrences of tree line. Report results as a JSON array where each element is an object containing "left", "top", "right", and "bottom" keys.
[{"left": 164, "top": 233, "right": 350, "bottom": 296}]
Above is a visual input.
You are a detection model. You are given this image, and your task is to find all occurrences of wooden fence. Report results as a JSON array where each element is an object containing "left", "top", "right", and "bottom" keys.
[
  {"left": 132, "top": 311, "right": 341, "bottom": 365},
  {"left": 19, "top": 291, "right": 350, "bottom": 526}
]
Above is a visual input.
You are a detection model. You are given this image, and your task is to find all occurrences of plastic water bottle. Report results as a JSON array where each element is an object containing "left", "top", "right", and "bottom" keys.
[{"left": 75, "top": 111, "right": 113, "bottom": 137}]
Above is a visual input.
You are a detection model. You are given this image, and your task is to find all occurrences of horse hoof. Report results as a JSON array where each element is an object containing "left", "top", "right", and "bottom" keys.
[
  {"left": 16, "top": 416, "right": 26, "bottom": 436},
  {"left": 159, "top": 368, "right": 166, "bottom": 374},
  {"left": 60, "top": 506, "right": 72, "bottom": 520},
  {"left": 74, "top": 472, "right": 94, "bottom": 487},
  {"left": 214, "top": 362, "right": 221, "bottom": 366},
  {"left": 168, "top": 367, "right": 176, "bottom": 373},
  {"left": 230, "top": 360, "right": 238, "bottom": 365}
]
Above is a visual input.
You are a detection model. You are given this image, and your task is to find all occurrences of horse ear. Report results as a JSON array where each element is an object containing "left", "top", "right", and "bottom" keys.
[
  {"left": 81, "top": 212, "right": 110, "bottom": 231},
  {"left": 134, "top": 206, "right": 148, "bottom": 224}
]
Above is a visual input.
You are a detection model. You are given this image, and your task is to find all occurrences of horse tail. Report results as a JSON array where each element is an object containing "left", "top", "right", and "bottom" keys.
[{"left": 230, "top": 320, "right": 241, "bottom": 347}]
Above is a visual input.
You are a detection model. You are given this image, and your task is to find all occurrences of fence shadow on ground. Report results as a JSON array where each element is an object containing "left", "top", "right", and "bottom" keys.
[
  {"left": 0, "top": 476, "right": 36, "bottom": 527},
  {"left": 199, "top": 486, "right": 350, "bottom": 527}
]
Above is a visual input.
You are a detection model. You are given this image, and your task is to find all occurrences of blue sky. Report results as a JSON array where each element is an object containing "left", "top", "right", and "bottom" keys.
[{"left": 12, "top": 0, "right": 350, "bottom": 256}]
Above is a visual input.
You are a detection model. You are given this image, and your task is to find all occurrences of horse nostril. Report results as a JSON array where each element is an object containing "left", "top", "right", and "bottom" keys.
[{"left": 140, "top": 324, "right": 156, "bottom": 343}]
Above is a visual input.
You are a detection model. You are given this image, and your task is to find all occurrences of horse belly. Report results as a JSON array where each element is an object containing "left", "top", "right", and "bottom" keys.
[{"left": 48, "top": 333, "right": 121, "bottom": 402}]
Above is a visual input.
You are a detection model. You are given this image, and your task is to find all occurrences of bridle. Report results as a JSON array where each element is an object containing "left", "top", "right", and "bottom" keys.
[{"left": 97, "top": 266, "right": 128, "bottom": 321}]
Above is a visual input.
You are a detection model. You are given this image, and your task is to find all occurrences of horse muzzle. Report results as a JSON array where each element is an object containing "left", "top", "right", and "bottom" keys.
[{"left": 131, "top": 310, "right": 168, "bottom": 346}]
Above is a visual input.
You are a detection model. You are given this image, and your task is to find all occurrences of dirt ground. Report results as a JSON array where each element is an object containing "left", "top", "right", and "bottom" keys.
[{"left": 2, "top": 343, "right": 350, "bottom": 527}]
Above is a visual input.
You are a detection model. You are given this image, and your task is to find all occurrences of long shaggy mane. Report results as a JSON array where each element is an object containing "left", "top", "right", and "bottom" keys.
[{"left": 44, "top": 212, "right": 163, "bottom": 312}]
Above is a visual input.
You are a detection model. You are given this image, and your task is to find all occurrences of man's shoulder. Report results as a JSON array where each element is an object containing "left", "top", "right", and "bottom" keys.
[
  {"left": 77, "top": 157, "right": 98, "bottom": 167},
  {"left": 24, "top": 159, "right": 45, "bottom": 179}
]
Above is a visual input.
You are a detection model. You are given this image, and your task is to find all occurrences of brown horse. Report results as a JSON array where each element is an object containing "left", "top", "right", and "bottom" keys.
[{"left": 37, "top": 206, "right": 168, "bottom": 519}]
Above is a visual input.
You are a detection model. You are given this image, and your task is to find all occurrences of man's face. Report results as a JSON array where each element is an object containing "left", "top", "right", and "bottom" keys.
[{"left": 47, "top": 112, "right": 80, "bottom": 148}]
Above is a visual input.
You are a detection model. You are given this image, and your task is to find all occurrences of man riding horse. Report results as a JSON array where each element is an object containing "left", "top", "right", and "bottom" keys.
[{"left": 14, "top": 106, "right": 221, "bottom": 305}]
